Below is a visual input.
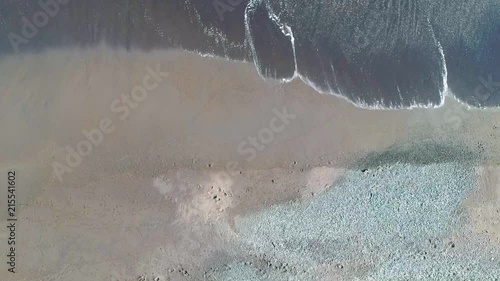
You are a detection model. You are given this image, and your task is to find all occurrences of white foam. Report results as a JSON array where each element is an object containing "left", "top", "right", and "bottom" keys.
[
  {"left": 428, "top": 17, "right": 448, "bottom": 107},
  {"left": 244, "top": 0, "right": 264, "bottom": 78},
  {"left": 240, "top": 1, "right": 449, "bottom": 110}
]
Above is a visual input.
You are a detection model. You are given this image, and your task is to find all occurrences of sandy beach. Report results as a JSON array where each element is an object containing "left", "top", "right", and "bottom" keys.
[{"left": 1, "top": 47, "right": 500, "bottom": 280}]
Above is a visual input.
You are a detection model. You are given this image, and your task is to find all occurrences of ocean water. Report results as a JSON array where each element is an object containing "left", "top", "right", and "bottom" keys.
[{"left": 0, "top": 0, "right": 498, "bottom": 108}]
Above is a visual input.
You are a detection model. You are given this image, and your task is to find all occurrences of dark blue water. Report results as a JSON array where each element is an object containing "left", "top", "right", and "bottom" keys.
[{"left": 0, "top": 0, "right": 499, "bottom": 108}]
